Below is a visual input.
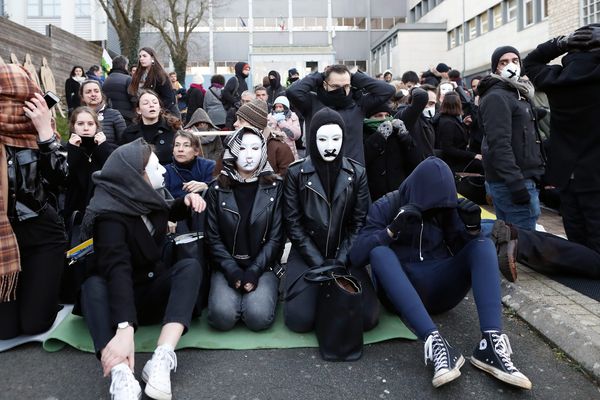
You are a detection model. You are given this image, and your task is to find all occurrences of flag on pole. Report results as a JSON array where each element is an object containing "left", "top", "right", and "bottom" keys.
[{"left": 101, "top": 48, "right": 112, "bottom": 77}]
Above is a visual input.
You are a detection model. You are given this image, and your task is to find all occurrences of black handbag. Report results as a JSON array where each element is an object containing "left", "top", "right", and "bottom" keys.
[{"left": 455, "top": 172, "right": 487, "bottom": 205}]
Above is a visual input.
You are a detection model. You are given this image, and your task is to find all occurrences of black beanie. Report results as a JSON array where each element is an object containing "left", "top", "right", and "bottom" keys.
[
  {"left": 308, "top": 108, "right": 346, "bottom": 201},
  {"left": 491, "top": 46, "right": 520, "bottom": 74}
]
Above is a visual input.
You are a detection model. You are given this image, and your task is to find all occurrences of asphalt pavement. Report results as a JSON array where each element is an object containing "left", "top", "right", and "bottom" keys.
[{"left": 1, "top": 293, "right": 599, "bottom": 400}]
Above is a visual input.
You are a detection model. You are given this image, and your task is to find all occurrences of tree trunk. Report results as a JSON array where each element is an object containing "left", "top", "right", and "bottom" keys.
[{"left": 172, "top": 46, "right": 188, "bottom": 87}]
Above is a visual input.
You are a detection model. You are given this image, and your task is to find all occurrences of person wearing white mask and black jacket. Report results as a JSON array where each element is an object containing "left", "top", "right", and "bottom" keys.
[
  {"left": 283, "top": 108, "right": 379, "bottom": 333},
  {"left": 478, "top": 46, "right": 545, "bottom": 231},
  {"left": 395, "top": 85, "right": 437, "bottom": 159}
]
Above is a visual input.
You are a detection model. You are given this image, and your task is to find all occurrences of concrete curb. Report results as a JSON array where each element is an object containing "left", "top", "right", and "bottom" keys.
[{"left": 501, "top": 265, "right": 600, "bottom": 382}]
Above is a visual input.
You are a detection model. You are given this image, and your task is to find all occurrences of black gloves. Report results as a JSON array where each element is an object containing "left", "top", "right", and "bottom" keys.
[
  {"left": 227, "top": 268, "right": 244, "bottom": 289},
  {"left": 377, "top": 119, "right": 409, "bottom": 140},
  {"left": 242, "top": 269, "right": 260, "bottom": 290},
  {"left": 510, "top": 186, "right": 531, "bottom": 205},
  {"left": 387, "top": 204, "right": 422, "bottom": 237},
  {"left": 557, "top": 26, "right": 600, "bottom": 52},
  {"left": 457, "top": 198, "right": 481, "bottom": 232}
]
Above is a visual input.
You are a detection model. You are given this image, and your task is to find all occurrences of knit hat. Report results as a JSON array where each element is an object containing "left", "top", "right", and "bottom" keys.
[
  {"left": 273, "top": 95, "right": 290, "bottom": 109},
  {"left": 191, "top": 73, "right": 204, "bottom": 85},
  {"left": 288, "top": 68, "right": 299, "bottom": 77},
  {"left": 491, "top": 46, "right": 520, "bottom": 73},
  {"left": 236, "top": 99, "right": 268, "bottom": 129},
  {"left": 436, "top": 63, "right": 451, "bottom": 73}
]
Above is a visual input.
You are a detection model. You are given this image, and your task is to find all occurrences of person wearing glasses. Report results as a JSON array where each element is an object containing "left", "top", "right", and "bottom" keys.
[{"left": 287, "top": 64, "right": 395, "bottom": 165}]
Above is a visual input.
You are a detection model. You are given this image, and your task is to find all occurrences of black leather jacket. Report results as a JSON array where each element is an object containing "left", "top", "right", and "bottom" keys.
[
  {"left": 6, "top": 138, "right": 68, "bottom": 221},
  {"left": 205, "top": 175, "right": 285, "bottom": 280},
  {"left": 283, "top": 157, "right": 370, "bottom": 267}
]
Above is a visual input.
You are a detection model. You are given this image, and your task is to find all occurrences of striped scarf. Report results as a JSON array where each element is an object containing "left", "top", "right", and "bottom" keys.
[{"left": 221, "top": 127, "right": 273, "bottom": 183}]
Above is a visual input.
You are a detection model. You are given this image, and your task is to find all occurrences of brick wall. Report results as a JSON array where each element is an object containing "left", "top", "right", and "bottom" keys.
[
  {"left": 548, "top": 0, "right": 580, "bottom": 37},
  {"left": 0, "top": 17, "right": 102, "bottom": 99}
]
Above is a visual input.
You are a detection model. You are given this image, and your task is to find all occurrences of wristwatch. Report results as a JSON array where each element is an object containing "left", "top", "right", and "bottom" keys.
[{"left": 117, "top": 321, "right": 132, "bottom": 330}]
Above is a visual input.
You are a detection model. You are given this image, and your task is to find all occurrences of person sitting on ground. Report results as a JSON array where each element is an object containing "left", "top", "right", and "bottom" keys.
[
  {"left": 0, "top": 64, "right": 68, "bottom": 340},
  {"left": 79, "top": 138, "right": 206, "bottom": 400},
  {"left": 64, "top": 106, "right": 117, "bottom": 223},
  {"left": 79, "top": 79, "right": 126, "bottom": 144},
  {"left": 120, "top": 89, "right": 181, "bottom": 165},
  {"left": 234, "top": 98, "right": 294, "bottom": 176},
  {"left": 184, "top": 107, "right": 224, "bottom": 162},
  {"left": 266, "top": 95, "right": 301, "bottom": 160},
  {"left": 349, "top": 157, "right": 531, "bottom": 390},
  {"left": 205, "top": 126, "right": 284, "bottom": 331},
  {"left": 283, "top": 108, "right": 380, "bottom": 333},
  {"left": 164, "top": 130, "right": 215, "bottom": 200}
]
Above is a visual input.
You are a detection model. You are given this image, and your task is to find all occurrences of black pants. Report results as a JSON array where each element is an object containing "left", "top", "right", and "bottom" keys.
[
  {"left": 560, "top": 188, "right": 600, "bottom": 255},
  {"left": 0, "top": 206, "right": 67, "bottom": 339},
  {"left": 80, "top": 258, "right": 203, "bottom": 356},
  {"left": 283, "top": 248, "right": 380, "bottom": 333},
  {"left": 517, "top": 229, "right": 600, "bottom": 279}
]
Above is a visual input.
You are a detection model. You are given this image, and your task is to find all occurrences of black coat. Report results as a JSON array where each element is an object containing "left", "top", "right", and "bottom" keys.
[
  {"left": 98, "top": 106, "right": 126, "bottom": 144},
  {"left": 186, "top": 86, "right": 205, "bottom": 124},
  {"left": 65, "top": 77, "right": 82, "bottom": 111},
  {"left": 396, "top": 88, "right": 436, "bottom": 159},
  {"left": 103, "top": 69, "right": 134, "bottom": 124},
  {"left": 222, "top": 62, "right": 249, "bottom": 110},
  {"left": 205, "top": 176, "right": 284, "bottom": 283},
  {"left": 142, "top": 76, "right": 177, "bottom": 116},
  {"left": 267, "top": 70, "right": 286, "bottom": 108},
  {"left": 478, "top": 76, "right": 545, "bottom": 191},
  {"left": 90, "top": 198, "right": 190, "bottom": 327},
  {"left": 435, "top": 114, "right": 476, "bottom": 172},
  {"left": 120, "top": 117, "right": 175, "bottom": 165},
  {"left": 283, "top": 157, "right": 370, "bottom": 267},
  {"left": 287, "top": 71, "right": 395, "bottom": 165},
  {"left": 64, "top": 141, "right": 116, "bottom": 220},
  {"left": 523, "top": 39, "right": 600, "bottom": 191},
  {"left": 364, "top": 126, "right": 422, "bottom": 201}
]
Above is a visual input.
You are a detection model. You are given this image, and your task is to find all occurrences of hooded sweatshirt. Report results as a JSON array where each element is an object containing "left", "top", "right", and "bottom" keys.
[
  {"left": 308, "top": 108, "right": 346, "bottom": 201},
  {"left": 222, "top": 62, "right": 249, "bottom": 109},
  {"left": 350, "top": 157, "right": 473, "bottom": 267},
  {"left": 267, "top": 70, "right": 285, "bottom": 106}
]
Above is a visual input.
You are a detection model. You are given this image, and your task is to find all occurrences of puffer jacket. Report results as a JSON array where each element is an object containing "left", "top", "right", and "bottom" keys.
[
  {"left": 103, "top": 69, "right": 134, "bottom": 124},
  {"left": 97, "top": 105, "right": 126, "bottom": 144},
  {"left": 6, "top": 138, "right": 68, "bottom": 221},
  {"left": 478, "top": 75, "right": 545, "bottom": 191},
  {"left": 206, "top": 175, "right": 284, "bottom": 281},
  {"left": 283, "top": 156, "right": 370, "bottom": 267}
]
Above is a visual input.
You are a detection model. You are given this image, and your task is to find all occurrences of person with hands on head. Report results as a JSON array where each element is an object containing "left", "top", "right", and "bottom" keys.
[
  {"left": 78, "top": 138, "right": 206, "bottom": 400},
  {"left": 205, "top": 126, "right": 284, "bottom": 331},
  {"left": 283, "top": 108, "right": 380, "bottom": 333},
  {"left": 64, "top": 106, "right": 117, "bottom": 224},
  {"left": 0, "top": 64, "right": 68, "bottom": 340},
  {"left": 478, "top": 46, "right": 545, "bottom": 231},
  {"left": 287, "top": 64, "right": 395, "bottom": 165},
  {"left": 349, "top": 157, "right": 531, "bottom": 390},
  {"left": 397, "top": 85, "right": 437, "bottom": 159}
]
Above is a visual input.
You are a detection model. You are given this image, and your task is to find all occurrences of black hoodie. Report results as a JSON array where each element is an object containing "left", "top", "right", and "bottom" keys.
[
  {"left": 267, "top": 70, "right": 286, "bottom": 107},
  {"left": 222, "top": 61, "right": 249, "bottom": 109}
]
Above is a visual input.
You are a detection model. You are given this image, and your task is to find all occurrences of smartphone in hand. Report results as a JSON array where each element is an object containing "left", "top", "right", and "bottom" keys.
[{"left": 43, "top": 91, "right": 60, "bottom": 109}]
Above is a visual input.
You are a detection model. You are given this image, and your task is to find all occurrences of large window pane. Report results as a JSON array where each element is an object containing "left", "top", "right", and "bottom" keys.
[
  {"left": 493, "top": 4, "right": 502, "bottom": 28},
  {"left": 480, "top": 11, "right": 489, "bottom": 34},
  {"left": 468, "top": 18, "right": 476, "bottom": 40},
  {"left": 523, "top": 0, "right": 534, "bottom": 26},
  {"left": 508, "top": 0, "right": 518, "bottom": 21}
]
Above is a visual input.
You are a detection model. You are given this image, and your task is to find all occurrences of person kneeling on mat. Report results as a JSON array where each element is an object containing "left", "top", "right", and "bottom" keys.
[{"left": 349, "top": 157, "right": 532, "bottom": 390}]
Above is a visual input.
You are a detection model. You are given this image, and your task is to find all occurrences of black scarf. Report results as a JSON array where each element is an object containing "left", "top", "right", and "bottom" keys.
[{"left": 317, "top": 86, "right": 355, "bottom": 109}]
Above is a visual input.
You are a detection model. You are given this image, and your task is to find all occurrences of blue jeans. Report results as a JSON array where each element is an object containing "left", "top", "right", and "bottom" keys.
[
  {"left": 369, "top": 238, "right": 502, "bottom": 340},
  {"left": 486, "top": 179, "right": 540, "bottom": 231},
  {"left": 207, "top": 271, "right": 278, "bottom": 332}
]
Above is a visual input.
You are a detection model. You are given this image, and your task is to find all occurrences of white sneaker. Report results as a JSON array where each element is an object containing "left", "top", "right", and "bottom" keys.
[
  {"left": 142, "top": 345, "right": 177, "bottom": 400},
  {"left": 109, "top": 363, "right": 141, "bottom": 400}
]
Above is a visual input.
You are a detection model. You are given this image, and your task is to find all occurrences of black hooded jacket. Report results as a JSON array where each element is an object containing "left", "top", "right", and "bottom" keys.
[
  {"left": 523, "top": 38, "right": 600, "bottom": 192},
  {"left": 478, "top": 75, "right": 545, "bottom": 192},
  {"left": 284, "top": 108, "right": 370, "bottom": 267},
  {"left": 267, "top": 70, "right": 286, "bottom": 107},
  {"left": 396, "top": 88, "right": 436, "bottom": 159},
  {"left": 222, "top": 62, "right": 249, "bottom": 110}
]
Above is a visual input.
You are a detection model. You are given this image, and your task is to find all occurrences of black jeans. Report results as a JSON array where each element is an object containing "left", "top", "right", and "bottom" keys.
[
  {"left": 283, "top": 247, "right": 380, "bottom": 333},
  {"left": 0, "top": 206, "right": 67, "bottom": 339},
  {"left": 560, "top": 187, "right": 600, "bottom": 255},
  {"left": 80, "top": 258, "right": 203, "bottom": 356}
]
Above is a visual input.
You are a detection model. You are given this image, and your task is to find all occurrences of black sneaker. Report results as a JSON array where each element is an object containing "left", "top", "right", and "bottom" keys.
[
  {"left": 470, "top": 331, "right": 532, "bottom": 390},
  {"left": 424, "top": 331, "right": 465, "bottom": 388},
  {"left": 491, "top": 220, "right": 518, "bottom": 282}
]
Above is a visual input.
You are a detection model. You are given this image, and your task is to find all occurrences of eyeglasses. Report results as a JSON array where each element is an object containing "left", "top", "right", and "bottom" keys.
[{"left": 325, "top": 82, "right": 351, "bottom": 91}]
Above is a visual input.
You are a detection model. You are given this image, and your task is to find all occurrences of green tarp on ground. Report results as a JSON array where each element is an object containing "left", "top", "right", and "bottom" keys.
[{"left": 43, "top": 305, "right": 416, "bottom": 353}]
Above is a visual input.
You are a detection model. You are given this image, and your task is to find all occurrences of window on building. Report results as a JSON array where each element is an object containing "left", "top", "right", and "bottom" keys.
[
  {"left": 371, "top": 17, "right": 382, "bottom": 30},
  {"left": 356, "top": 17, "right": 366, "bottom": 29},
  {"left": 582, "top": 0, "right": 600, "bottom": 24},
  {"left": 448, "top": 30, "right": 456, "bottom": 49},
  {"left": 523, "top": 0, "right": 534, "bottom": 27},
  {"left": 422, "top": 0, "right": 430, "bottom": 13},
  {"left": 392, "top": 34, "right": 398, "bottom": 47},
  {"left": 457, "top": 25, "right": 463, "bottom": 45},
  {"left": 467, "top": 18, "right": 477, "bottom": 40},
  {"left": 541, "top": 0, "right": 549, "bottom": 19},
  {"left": 415, "top": 4, "right": 422, "bottom": 20},
  {"left": 480, "top": 11, "right": 489, "bottom": 34},
  {"left": 492, "top": 4, "right": 503, "bottom": 28},
  {"left": 292, "top": 17, "right": 304, "bottom": 29},
  {"left": 507, "top": 0, "right": 518, "bottom": 21},
  {"left": 382, "top": 18, "right": 394, "bottom": 30},
  {"left": 28, "top": 0, "right": 61, "bottom": 17},
  {"left": 75, "top": 0, "right": 90, "bottom": 17}
]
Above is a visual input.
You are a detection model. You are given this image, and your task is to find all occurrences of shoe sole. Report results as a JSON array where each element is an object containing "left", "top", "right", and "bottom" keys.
[
  {"left": 142, "top": 369, "right": 172, "bottom": 400},
  {"left": 432, "top": 355, "right": 465, "bottom": 388},
  {"left": 470, "top": 357, "right": 532, "bottom": 389}
]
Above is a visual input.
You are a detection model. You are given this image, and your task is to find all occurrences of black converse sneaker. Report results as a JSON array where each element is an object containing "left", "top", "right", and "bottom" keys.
[
  {"left": 470, "top": 331, "right": 532, "bottom": 390},
  {"left": 424, "top": 331, "right": 465, "bottom": 388}
]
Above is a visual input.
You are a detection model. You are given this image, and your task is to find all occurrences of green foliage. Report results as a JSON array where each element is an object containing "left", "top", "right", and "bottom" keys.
[{"left": 55, "top": 113, "right": 70, "bottom": 141}]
